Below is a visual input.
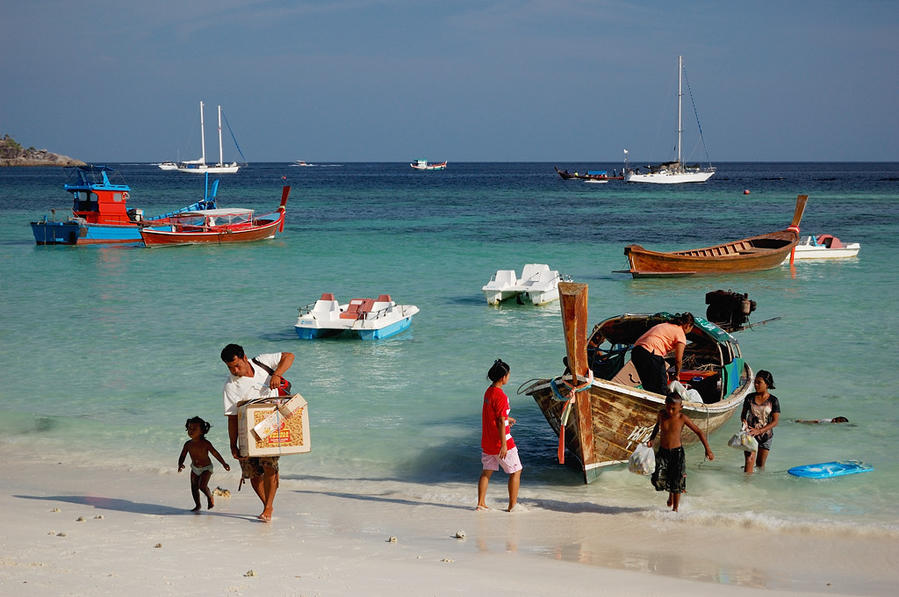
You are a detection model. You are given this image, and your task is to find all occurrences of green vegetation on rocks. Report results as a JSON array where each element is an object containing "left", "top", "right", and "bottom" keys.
[{"left": 1, "top": 134, "right": 85, "bottom": 167}]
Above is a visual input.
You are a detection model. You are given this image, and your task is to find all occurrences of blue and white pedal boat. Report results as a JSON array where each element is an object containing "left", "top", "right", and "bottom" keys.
[{"left": 295, "top": 293, "right": 419, "bottom": 340}]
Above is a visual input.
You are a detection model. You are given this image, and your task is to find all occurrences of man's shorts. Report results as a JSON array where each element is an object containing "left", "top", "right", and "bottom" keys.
[
  {"left": 240, "top": 456, "right": 280, "bottom": 479},
  {"left": 481, "top": 446, "right": 523, "bottom": 474}
]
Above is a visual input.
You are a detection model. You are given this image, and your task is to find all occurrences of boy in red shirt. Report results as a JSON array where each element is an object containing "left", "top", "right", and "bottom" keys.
[{"left": 476, "top": 359, "right": 522, "bottom": 511}]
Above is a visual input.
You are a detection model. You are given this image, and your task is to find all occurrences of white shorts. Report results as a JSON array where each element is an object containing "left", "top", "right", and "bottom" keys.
[{"left": 481, "top": 446, "right": 523, "bottom": 474}]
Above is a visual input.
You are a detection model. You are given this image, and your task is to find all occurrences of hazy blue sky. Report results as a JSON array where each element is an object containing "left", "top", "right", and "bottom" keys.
[{"left": 3, "top": 1, "right": 897, "bottom": 162}]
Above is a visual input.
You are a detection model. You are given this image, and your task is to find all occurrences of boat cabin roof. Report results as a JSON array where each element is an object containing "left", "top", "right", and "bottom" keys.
[{"left": 64, "top": 165, "right": 130, "bottom": 192}]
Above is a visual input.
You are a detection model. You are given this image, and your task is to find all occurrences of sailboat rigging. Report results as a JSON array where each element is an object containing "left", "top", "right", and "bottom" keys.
[{"left": 160, "top": 101, "right": 246, "bottom": 174}]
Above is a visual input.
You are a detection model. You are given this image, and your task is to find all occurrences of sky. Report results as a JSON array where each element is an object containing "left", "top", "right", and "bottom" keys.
[{"left": 2, "top": 0, "right": 898, "bottom": 162}]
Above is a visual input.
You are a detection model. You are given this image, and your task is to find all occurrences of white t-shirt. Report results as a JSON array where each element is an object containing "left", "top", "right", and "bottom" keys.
[{"left": 223, "top": 352, "right": 282, "bottom": 415}]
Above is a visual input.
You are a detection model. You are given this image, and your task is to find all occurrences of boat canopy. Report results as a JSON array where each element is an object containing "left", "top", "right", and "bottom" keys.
[
  {"left": 178, "top": 208, "right": 253, "bottom": 217},
  {"left": 586, "top": 170, "right": 607, "bottom": 176},
  {"left": 596, "top": 312, "right": 735, "bottom": 346}
]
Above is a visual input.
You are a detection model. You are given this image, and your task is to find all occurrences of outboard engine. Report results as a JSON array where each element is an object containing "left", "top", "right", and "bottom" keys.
[{"left": 705, "top": 290, "right": 756, "bottom": 332}]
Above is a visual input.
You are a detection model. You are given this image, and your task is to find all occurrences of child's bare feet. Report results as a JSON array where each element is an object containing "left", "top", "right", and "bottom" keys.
[
  {"left": 190, "top": 505, "right": 201, "bottom": 513},
  {"left": 666, "top": 495, "right": 673, "bottom": 507},
  {"left": 207, "top": 496, "right": 215, "bottom": 510},
  {"left": 476, "top": 504, "right": 489, "bottom": 511}
]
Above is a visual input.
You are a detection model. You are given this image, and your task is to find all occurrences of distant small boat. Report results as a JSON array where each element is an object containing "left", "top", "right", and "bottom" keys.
[
  {"left": 554, "top": 166, "right": 622, "bottom": 181},
  {"left": 292, "top": 160, "right": 312, "bottom": 167},
  {"left": 295, "top": 294, "right": 419, "bottom": 340},
  {"left": 619, "top": 195, "right": 808, "bottom": 277},
  {"left": 157, "top": 161, "right": 178, "bottom": 170},
  {"left": 482, "top": 264, "right": 566, "bottom": 306},
  {"left": 410, "top": 159, "right": 446, "bottom": 171},
  {"left": 139, "top": 187, "right": 289, "bottom": 247},
  {"left": 793, "top": 234, "right": 860, "bottom": 260}
]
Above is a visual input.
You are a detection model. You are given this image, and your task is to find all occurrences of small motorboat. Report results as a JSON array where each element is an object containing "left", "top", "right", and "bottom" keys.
[
  {"left": 554, "top": 166, "right": 623, "bottom": 181},
  {"left": 482, "top": 264, "right": 565, "bottom": 306},
  {"left": 295, "top": 293, "right": 420, "bottom": 340},
  {"left": 410, "top": 159, "right": 446, "bottom": 171},
  {"left": 793, "top": 234, "right": 860, "bottom": 260}
]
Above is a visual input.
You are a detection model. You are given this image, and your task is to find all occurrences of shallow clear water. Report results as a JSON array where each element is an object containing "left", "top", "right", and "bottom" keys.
[{"left": 2, "top": 162, "right": 897, "bottom": 534}]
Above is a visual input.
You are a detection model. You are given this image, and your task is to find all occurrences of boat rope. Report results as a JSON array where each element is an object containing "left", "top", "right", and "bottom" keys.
[
  {"left": 682, "top": 66, "right": 713, "bottom": 167},
  {"left": 549, "top": 370, "right": 594, "bottom": 464},
  {"left": 221, "top": 110, "right": 249, "bottom": 164}
]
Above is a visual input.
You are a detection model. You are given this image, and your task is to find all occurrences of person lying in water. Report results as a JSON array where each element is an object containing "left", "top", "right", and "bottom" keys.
[{"left": 794, "top": 416, "right": 849, "bottom": 424}]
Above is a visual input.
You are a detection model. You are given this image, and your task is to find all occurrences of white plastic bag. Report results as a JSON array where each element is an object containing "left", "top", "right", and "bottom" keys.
[
  {"left": 684, "top": 389, "right": 703, "bottom": 403},
  {"left": 667, "top": 380, "right": 688, "bottom": 398},
  {"left": 628, "top": 443, "right": 656, "bottom": 475},
  {"left": 728, "top": 430, "right": 759, "bottom": 452}
]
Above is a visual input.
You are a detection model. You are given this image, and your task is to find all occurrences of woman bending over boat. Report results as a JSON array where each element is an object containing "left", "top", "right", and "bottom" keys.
[{"left": 630, "top": 312, "right": 695, "bottom": 395}]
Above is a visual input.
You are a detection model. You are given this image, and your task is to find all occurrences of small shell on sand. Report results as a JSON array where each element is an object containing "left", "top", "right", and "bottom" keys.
[
  {"left": 386, "top": 536, "right": 398, "bottom": 543},
  {"left": 244, "top": 569, "right": 257, "bottom": 577},
  {"left": 51, "top": 508, "right": 61, "bottom": 512},
  {"left": 56, "top": 532, "right": 66, "bottom": 537},
  {"left": 213, "top": 487, "right": 231, "bottom": 497},
  {"left": 441, "top": 558, "right": 455, "bottom": 563},
  {"left": 454, "top": 530, "right": 466, "bottom": 539},
  {"left": 94, "top": 515, "right": 104, "bottom": 520},
  {"left": 76, "top": 516, "right": 85, "bottom": 522},
  {"left": 154, "top": 543, "right": 162, "bottom": 549}
]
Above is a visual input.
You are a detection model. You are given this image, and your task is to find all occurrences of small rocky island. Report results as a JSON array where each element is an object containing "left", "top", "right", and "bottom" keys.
[{"left": 0, "top": 134, "right": 85, "bottom": 167}]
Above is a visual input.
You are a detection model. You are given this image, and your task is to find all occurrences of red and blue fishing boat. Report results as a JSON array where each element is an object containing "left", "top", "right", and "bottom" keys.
[{"left": 30, "top": 165, "right": 216, "bottom": 245}]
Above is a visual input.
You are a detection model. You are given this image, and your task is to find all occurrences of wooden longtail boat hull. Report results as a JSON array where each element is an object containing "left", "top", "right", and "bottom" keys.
[
  {"left": 524, "top": 374, "right": 751, "bottom": 483},
  {"left": 521, "top": 282, "right": 753, "bottom": 483},
  {"left": 140, "top": 186, "right": 289, "bottom": 247},
  {"left": 140, "top": 215, "right": 282, "bottom": 246},
  {"left": 621, "top": 195, "right": 808, "bottom": 277}
]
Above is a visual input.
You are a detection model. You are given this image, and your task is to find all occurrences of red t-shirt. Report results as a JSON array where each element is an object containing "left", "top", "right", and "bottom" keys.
[{"left": 481, "top": 386, "right": 515, "bottom": 454}]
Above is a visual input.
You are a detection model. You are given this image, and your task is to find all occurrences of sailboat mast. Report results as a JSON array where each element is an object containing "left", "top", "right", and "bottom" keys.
[
  {"left": 677, "top": 55, "right": 683, "bottom": 165},
  {"left": 199, "top": 101, "right": 207, "bottom": 165},
  {"left": 217, "top": 105, "right": 224, "bottom": 167}
]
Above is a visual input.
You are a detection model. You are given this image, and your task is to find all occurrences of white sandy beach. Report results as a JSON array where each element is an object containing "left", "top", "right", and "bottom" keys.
[{"left": 2, "top": 455, "right": 896, "bottom": 596}]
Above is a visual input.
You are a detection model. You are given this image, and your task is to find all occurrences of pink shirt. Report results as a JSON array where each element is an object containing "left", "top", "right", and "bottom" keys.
[{"left": 634, "top": 323, "right": 686, "bottom": 357}]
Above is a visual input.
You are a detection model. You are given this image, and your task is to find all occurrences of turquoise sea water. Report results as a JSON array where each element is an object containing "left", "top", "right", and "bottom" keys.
[{"left": 2, "top": 162, "right": 898, "bottom": 535}]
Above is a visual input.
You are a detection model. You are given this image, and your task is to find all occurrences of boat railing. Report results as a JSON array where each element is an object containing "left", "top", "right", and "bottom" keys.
[
  {"left": 297, "top": 302, "right": 317, "bottom": 316},
  {"left": 361, "top": 305, "right": 392, "bottom": 321}
]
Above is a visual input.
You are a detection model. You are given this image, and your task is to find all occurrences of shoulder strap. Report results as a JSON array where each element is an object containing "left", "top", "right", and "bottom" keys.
[{"left": 252, "top": 357, "right": 274, "bottom": 376}]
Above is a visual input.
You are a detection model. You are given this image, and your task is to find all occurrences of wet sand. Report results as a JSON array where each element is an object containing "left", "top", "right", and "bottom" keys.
[{"left": 1, "top": 456, "right": 895, "bottom": 596}]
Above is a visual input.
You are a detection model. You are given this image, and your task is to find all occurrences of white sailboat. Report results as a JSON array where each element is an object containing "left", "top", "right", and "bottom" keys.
[
  {"left": 174, "top": 101, "right": 240, "bottom": 174},
  {"left": 625, "top": 56, "right": 715, "bottom": 184}
]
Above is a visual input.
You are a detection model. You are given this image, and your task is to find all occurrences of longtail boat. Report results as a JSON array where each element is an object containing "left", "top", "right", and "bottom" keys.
[
  {"left": 519, "top": 282, "right": 753, "bottom": 483},
  {"left": 620, "top": 195, "right": 808, "bottom": 277},
  {"left": 139, "top": 186, "right": 289, "bottom": 247}
]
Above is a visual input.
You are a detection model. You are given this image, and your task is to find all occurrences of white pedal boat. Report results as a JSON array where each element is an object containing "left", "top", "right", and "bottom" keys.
[
  {"left": 295, "top": 293, "right": 420, "bottom": 340},
  {"left": 482, "top": 264, "right": 565, "bottom": 306},
  {"left": 793, "top": 234, "right": 860, "bottom": 260}
]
